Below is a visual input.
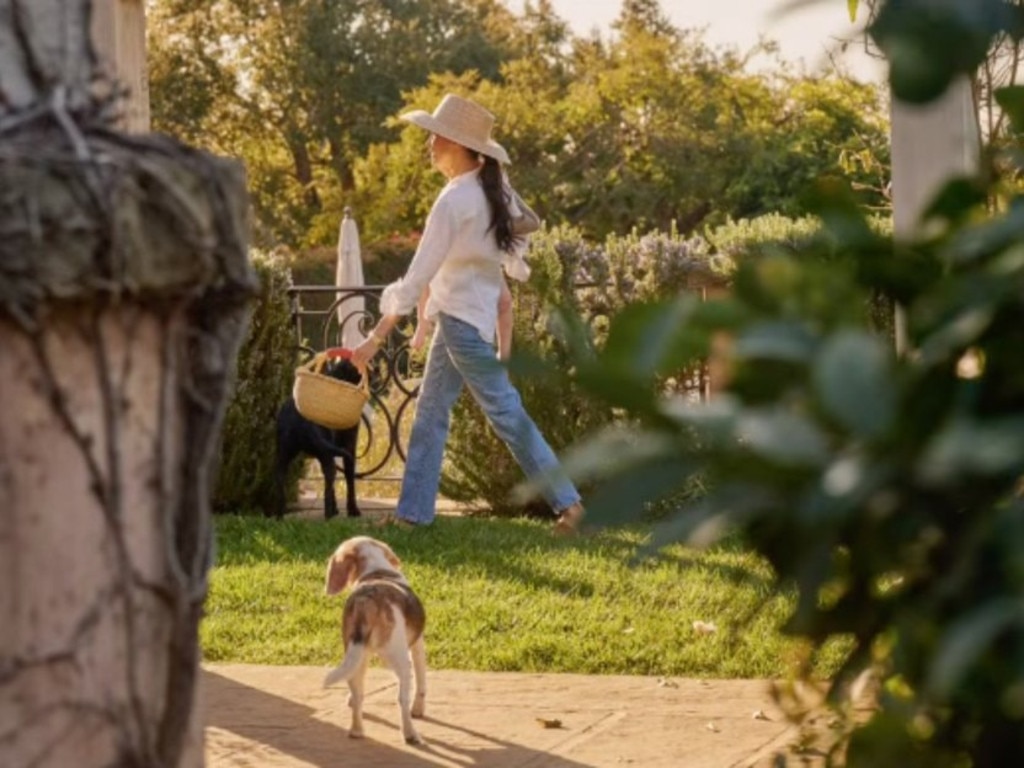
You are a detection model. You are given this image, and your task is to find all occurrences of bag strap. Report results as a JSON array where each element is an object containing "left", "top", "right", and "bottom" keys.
[{"left": 509, "top": 188, "right": 541, "bottom": 236}]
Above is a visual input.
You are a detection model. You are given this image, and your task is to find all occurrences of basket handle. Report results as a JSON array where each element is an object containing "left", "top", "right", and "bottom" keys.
[
  {"left": 308, "top": 352, "right": 329, "bottom": 375},
  {"left": 308, "top": 350, "right": 370, "bottom": 393},
  {"left": 308, "top": 347, "right": 351, "bottom": 374}
]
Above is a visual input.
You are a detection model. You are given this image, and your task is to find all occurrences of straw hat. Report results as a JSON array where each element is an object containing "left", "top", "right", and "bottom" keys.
[{"left": 400, "top": 94, "right": 510, "bottom": 165}]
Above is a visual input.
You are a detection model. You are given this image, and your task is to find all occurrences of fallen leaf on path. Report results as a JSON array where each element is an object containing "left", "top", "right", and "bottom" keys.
[
  {"left": 706, "top": 721, "right": 720, "bottom": 732},
  {"left": 536, "top": 718, "right": 563, "bottom": 729},
  {"left": 657, "top": 677, "right": 679, "bottom": 688},
  {"left": 752, "top": 709, "right": 770, "bottom": 721}
]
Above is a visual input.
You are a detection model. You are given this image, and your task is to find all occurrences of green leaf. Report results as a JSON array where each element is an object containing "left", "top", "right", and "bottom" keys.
[
  {"left": 518, "top": 428, "right": 696, "bottom": 528},
  {"left": 918, "top": 417, "right": 1024, "bottom": 483},
  {"left": 659, "top": 393, "right": 740, "bottom": 446},
  {"left": 813, "top": 330, "right": 895, "bottom": 439},
  {"left": 734, "top": 321, "right": 817, "bottom": 364},
  {"left": 929, "top": 600, "right": 1023, "bottom": 698},
  {"left": 916, "top": 306, "right": 993, "bottom": 367},
  {"left": 945, "top": 200, "right": 1024, "bottom": 266},
  {"left": 995, "top": 85, "right": 1024, "bottom": 135},
  {"left": 556, "top": 426, "right": 682, "bottom": 487},
  {"left": 601, "top": 296, "right": 699, "bottom": 376},
  {"left": 737, "top": 407, "right": 830, "bottom": 467},
  {"left": 870, "top": 0, "right": 994, "bottom": 104},
  {"left": 923, "top": 177, "right": 988, "bottom": 225},
  {"left": 644, "top": 481, "right": 778, "bottom": 553},
  {"left": 548, "top": 303, "right": 598, "bottom": 362},
  {"left": 582, "top": 454, "right": 697, "bottom": 527},
  {"left": 573, "top": 363, "right": 660, "bottom": 415},
  {"left": 848, "top": 0, "right": 858, "bottom": 23}
]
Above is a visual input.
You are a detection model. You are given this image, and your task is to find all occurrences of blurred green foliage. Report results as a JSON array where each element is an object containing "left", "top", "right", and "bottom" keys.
[
  {"left": 527, "top": 2, "right": 1024, "bottom": 763},
  {"left": 213, "top": 251, "right": 298, "bottom": 515}
]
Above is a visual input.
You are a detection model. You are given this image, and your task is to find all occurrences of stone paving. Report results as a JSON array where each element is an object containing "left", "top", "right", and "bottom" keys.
[{"left": 203, "top": 663, "right": 828, "bottom": 767}]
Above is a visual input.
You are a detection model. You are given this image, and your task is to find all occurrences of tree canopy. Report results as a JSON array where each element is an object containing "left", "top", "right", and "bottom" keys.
[{"left": 148, "top": 0, "right": 890, "bottom": 249}]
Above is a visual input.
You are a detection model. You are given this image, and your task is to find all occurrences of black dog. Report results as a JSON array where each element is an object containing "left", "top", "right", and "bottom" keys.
[{"left": 272, "top": 357, "right": 363, "bottom": 520}]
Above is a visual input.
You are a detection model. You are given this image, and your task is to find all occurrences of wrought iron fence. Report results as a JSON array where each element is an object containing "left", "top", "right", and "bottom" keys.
[
  {"left": 287, "top": 283, "right": 713, "bottom": 483},
  {"left": 287, "top": 284, "right": 422, "bottom": 483}
]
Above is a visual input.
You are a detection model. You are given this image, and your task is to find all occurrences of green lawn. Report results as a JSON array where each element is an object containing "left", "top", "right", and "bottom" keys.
[{"left": 203, "top": 515, "right": 850, "bottom": 679}]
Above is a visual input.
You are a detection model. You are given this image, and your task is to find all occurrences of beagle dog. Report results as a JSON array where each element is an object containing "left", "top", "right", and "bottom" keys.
[{"left": 323, "top": 536, "right": 427, "bottom": 744}]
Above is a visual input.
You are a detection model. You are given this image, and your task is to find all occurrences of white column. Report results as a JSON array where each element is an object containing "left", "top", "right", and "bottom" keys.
[
  {"left": 890, "top": 77, "right": 980, "bottom": 351},
  {"left": 91, "top": 0, "right": 150, "bottom": 132}
]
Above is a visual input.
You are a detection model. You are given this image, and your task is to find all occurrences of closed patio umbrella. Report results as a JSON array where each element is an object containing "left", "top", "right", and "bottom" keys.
[{"left": 335, "top": 207, "right": 366, "bottom": 351}]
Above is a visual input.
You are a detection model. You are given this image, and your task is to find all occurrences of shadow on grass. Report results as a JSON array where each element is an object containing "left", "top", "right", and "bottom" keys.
[{"left": 204, "top": 668, "right": 595, "bottom": 768}]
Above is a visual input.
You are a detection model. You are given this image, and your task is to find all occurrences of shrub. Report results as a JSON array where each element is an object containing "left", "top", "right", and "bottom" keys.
[
  {"left": 704, "top": 213, "right": 827, "bottom": 266},
  {"left": 707, "top": 213, "right": 896, "bottom": 340},
  {"left": 213, "top": 250, "right": 297, "bottom": 514},
  {"left": 705, "top": 212, "right": 893, "bottom": 266},
  {"left": 288, "top": 233, "right": 416, "bottom": 289},
  {"left": 439, "top": 225, "right": 722, "bottom": 516},
  {"left": 361, "top": 232, "right": 418, "bottom": 286}
]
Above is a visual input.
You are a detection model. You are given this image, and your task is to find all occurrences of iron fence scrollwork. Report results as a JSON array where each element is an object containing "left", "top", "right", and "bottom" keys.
[
  {"left": 287, "top": 283, "right": 711, "bottom": 484},
  {"left": 288, "top": 284, "right": 422, "bottom": 483}
]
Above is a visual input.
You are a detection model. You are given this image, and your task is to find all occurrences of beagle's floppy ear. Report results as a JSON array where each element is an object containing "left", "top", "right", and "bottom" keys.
[
  {"left": 374, "top": 540, "right": 402, "bottom": 569},
  {"left": 325, "top": 551, "right": 358, "bottom": 596}
]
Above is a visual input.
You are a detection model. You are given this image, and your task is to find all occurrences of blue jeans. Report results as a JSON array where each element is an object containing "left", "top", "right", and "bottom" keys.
[{"left": 396, "top": 313, "right": 580, "bottom": 524}]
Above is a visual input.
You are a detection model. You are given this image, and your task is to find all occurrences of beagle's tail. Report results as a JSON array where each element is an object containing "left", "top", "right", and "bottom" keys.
[{"left": 323, "top": 642, "right": 366, "bottom": 688}]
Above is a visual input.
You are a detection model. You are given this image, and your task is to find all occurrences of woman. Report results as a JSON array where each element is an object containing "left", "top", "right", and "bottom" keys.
[{"left": 351, "top": 93, "right": 584, "bottom": 533}]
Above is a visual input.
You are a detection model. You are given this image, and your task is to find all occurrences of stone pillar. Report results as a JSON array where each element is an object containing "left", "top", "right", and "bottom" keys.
[
  {"left": 0, "top": 3, "right": 252, "bottom": 766},
  {"left": 890, "top": 77, "right": 980, "bottom": 351}
]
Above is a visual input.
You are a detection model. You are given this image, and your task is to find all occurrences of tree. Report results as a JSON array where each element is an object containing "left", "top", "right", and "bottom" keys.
[
  {"left": 723, "top": 73, "right": 891, "bottom": 218},
  {"left": 0, "top": 2, "right": 254, "bottom": 765},
  {"left": 351, "top": 17, "right": 890, "bottom": 243},
  {"left": 147, "top": 0, "right": 525, "bottom": 247}
]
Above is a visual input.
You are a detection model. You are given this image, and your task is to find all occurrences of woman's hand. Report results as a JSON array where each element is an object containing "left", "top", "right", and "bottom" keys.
[
  {"left": 351, "top": 337, "right": 380, "bottom": 373},
  {"left": 410, "top": 319, "right": 434, "bottom": 351}
]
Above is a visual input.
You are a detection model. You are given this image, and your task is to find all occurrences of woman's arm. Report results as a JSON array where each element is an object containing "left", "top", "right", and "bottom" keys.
[
  {"left": 496, "top": 278, "right": 513, "bottom": 361},
  {"left": 410, "top": 287, "right": 435, "bottom": 351},
  {"left": 351, "top": 313, "right": 400, "bottom": 370},
  {"left": 353, "top": 197, "right": 455, "bottom": 370},
  {"left": 378, "top": 196, "right": 455, "bottom": 317}
]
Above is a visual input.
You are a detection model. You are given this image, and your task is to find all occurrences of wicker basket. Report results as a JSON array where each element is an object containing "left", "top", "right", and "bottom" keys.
[{"left": 293, "top": 351, "right": 369, "bottom": 430}]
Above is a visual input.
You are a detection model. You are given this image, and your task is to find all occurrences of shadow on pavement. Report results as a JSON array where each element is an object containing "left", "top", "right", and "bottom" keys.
[{"left": 204, "top": 669, "right": 595, "bottom": 768}]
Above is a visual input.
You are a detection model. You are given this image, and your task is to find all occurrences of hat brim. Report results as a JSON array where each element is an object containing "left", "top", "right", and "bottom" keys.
[{"left": 401, "top": 110, "right": 511, "bottom": 165}]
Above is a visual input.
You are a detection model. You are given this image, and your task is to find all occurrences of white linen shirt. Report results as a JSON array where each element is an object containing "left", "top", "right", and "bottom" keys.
[{"left": 380, "top": 168, "right": 523, "bottom": 343}]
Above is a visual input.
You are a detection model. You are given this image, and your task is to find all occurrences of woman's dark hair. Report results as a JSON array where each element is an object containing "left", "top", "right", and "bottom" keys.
[{"left": 477, "top": 154, "right": 521, "bottom": 253}]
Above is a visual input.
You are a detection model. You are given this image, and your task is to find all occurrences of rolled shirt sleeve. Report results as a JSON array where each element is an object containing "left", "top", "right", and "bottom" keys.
[{"left": 380, "top": 195, "right": 457, "bottom": 317}]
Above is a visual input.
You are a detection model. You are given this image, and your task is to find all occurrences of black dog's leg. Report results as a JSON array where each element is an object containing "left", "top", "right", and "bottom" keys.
[
  {"left": 271, "top": 455, "right": 289, "bottom": 519},
  {"left": 319, "top": 454, "right": 340, "bottom": 520},
  {"left": 271, "top": 406, "right": 301, "bottom": 519},
  {"left": 338, "top": 429, "right": 361, "bottom": 518}
]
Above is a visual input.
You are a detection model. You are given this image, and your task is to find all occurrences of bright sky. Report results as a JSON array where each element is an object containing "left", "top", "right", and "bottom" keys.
[{"left": 510, "top": 0, "right": 886, "bottom": 81}]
